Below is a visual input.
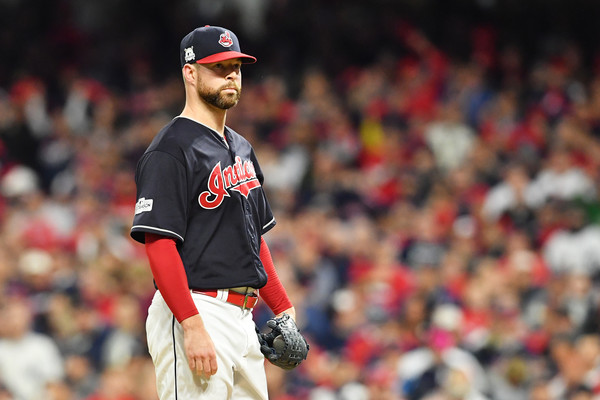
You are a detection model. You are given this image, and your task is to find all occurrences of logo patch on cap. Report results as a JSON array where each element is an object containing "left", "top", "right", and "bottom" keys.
[
  {"left": 184, "top": 46, "right": 195, "bottom": 62},
  {"left": 219, "top": 31, "right": 234, "bottom": 48}
]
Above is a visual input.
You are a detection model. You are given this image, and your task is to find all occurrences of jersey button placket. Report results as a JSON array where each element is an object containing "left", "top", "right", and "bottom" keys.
[
  {"left": 248, "top": 218, "right": 256, "bottom": 240},
  {"left": 245, "top": 202, "right": 256, "bottom": 240}
]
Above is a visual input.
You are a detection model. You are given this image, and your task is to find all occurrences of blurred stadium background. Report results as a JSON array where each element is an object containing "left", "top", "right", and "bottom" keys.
[{"left": 1, "top": 0, "right": 600, "bottom": 399}]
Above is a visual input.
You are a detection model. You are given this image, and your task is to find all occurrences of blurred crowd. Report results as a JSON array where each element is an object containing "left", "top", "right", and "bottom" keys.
[{"left": 1, "top": 1, "right": 600, "bottom": 400}]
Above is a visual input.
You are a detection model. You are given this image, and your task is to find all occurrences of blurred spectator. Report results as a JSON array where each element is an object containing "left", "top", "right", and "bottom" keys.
[
  {"left": 100, "top": 294, "right": 146, "bottom": 369},
  {"left": 425, "top": 100, "right": 476, "bottom": 173},
  {"left": 397, "top": 328, "right": 489, "bottom": 399},
  {"left": 84, "top": 367, "right": 136, "bottom": 400},
  {"left": 0, "top": 295, "right": 65, "bottom": 400},
  {"left": 0, "top": 385, "right": 13, "bottom": 400},
  {"left": 44, "top": 381, "right": 74, "bottom": 400},
  {"left": 487, "top": 355, "right": 530, "bottom": 400},
  {"left": 542, "top": 202, "right": 600, "bottom": 276},
  {"left": 422, "top": 367, "right": 491, "bottom": 400},
  {"left": 64, "top": 354, "right": 98, "bottom": 399},
  {"left": 403, "top": 207, "right": 447, "bottom": 269},
  {"left": 481, "top": 162, "right": 540, "bottom": 224},
  {"left": 529, "top": 147, "right": 597, "bottom": 206}
]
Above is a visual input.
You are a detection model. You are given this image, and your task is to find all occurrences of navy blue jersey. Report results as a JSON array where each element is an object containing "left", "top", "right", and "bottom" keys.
[{"left": 130, "top": 116, "right": 276, "bottom": 289}]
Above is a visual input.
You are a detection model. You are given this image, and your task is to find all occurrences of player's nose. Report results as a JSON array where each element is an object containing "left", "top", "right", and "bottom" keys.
[{"left": 226, "top": 69, "right": 240, "bottom": 80}]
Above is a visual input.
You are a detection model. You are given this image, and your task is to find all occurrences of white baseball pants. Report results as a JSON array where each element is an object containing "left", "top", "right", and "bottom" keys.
[{"left": 146, "top": 290, "right": 268, "bottom": 399}]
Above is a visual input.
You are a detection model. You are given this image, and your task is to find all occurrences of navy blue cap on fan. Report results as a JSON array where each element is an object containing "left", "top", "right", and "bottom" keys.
[{"left": 180, "top": 25, "right": 257, "bottom": 67}]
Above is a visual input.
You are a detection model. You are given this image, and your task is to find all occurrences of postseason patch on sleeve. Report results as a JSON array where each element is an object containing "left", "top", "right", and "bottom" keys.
[{"left": 135, "top": 197, "right": 154, "bottom": 214}]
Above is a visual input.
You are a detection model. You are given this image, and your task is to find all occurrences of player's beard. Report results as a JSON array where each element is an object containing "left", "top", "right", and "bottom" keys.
[{"left": 197, "top": 81, "right": 241, "bottom": 110}]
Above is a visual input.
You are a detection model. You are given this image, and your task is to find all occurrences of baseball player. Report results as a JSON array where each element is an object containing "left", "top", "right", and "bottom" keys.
[{"left": 130, "top": 26, "right": 304, "bottom": 399}]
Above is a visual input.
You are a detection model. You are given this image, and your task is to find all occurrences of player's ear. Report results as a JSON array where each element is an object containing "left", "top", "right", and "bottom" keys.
[{"left": 182, "top": 64, "right": 197, "bottom": 85}]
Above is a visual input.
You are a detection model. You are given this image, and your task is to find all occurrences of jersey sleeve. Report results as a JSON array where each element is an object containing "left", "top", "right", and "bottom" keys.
[
  {"left": 251, "top": 149, "right": 276, "bottom": 235},
  {"left": 131, "top": 150, "right": 189, "bottom": 243},
  {"left": 259, "top": 190, "right": 276, "bottom": 235}
]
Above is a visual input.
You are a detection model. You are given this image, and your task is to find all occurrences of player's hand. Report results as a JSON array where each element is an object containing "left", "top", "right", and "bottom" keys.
[{"left": 181, "top": 315, "right": 218, "bottom": 378}]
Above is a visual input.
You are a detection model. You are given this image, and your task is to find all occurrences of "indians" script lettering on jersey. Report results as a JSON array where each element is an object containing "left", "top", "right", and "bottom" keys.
[{"left": 198, "top": 156, "right": 261, "bottom": 209}]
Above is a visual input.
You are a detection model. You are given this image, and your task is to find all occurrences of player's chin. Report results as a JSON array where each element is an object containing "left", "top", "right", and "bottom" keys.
[{"left": 218, "top": 93, "right": 240, "bottom": 109}]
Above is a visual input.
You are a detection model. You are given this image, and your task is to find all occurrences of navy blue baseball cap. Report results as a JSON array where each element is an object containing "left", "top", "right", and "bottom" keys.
[{"left": 180, "top": 26, "right": 257, "bottom": 67}]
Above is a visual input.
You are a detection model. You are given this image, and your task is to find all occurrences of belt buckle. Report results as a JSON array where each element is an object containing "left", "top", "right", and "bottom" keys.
[{"left": 242, "top": 293, "right": 251, "bottom": 310}]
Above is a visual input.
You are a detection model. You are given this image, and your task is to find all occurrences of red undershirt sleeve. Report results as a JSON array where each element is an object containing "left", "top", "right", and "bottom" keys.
[
  {"left": 145, "top": 233, "right": 198, "bottom": 323},
  {"left": 259, "top": 237, "right": 293, "bottom": 315}
]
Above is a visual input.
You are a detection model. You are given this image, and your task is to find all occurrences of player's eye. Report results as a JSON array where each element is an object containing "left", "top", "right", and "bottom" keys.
[{"left": 210, "top": 62, "right": 240, "bottom": 74}]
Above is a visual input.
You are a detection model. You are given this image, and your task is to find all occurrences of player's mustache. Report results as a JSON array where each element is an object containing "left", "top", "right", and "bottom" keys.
[{"left": 220, "top": 83, "right": 241, "bottom": 92}]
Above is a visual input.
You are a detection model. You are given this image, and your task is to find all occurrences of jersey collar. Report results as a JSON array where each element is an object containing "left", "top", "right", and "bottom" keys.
[{"left": 175, "top": 115, "right": 229, "bottom": 149}]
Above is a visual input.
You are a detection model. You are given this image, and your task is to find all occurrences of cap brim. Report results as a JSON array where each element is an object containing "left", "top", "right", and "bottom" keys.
[{"left": 196, "top": 51, "right": 257, "bottom": 64}]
